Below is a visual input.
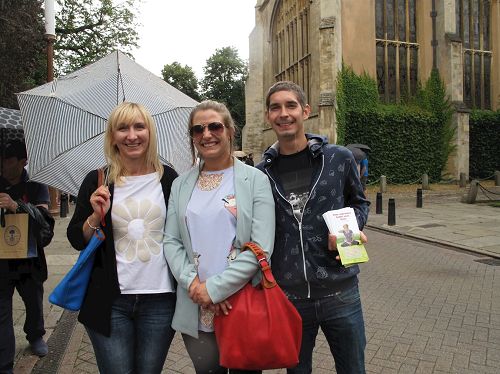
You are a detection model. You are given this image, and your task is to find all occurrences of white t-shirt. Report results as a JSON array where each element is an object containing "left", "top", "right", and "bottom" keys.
[
  {"left": 111, "top": 172, "right": 174, "bottom": 294},
  {"left": 187, "top": 166, "right": 236, "bottom": 331}
]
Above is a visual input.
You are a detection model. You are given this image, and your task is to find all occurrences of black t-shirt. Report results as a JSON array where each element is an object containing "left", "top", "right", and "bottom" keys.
[{"left": 275, "top": 148, "right": 313, "bottom": 221}]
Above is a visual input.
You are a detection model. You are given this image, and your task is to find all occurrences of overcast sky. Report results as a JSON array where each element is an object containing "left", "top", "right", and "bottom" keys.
[{"left": 132, "top": 0, "right": 256, "bottom": 79}]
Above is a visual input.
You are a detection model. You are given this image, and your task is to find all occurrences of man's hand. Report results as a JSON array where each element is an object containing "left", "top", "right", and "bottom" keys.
[
  {"left": 0, "top": 193, "right": 17, "bottom": 213},
  {"left": 328, "top": 231, "right": 368, "bottom": 260}
]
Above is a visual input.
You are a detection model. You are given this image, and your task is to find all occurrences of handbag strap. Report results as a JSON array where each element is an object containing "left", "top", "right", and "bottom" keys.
[
  {"left": 241, "top": 242, "right": 277, "bottom": 289},
  {"left": 97, "top": 168, "right": 106, "bottom": 227}
]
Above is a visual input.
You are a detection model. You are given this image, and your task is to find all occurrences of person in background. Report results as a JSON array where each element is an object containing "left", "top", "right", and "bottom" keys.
[
  {"left": 164, "top": 100, "right": 275, "bottom": 373},
  {"left": 257, "top": 81, "right": 370, "bottom": 374},
  {"left": 245, "top": 153, "right": 254, "bottom": 167},
  {"left": 360, "top": 157, "right": 368, "bottom": 192},
  {"left": 0, "top": 141, "right": 54, "bottom": 374},
  {"left": 67, "top": 102, "right": 178, "bottom": 374}
]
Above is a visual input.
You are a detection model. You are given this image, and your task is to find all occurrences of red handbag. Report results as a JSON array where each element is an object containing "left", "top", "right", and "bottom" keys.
[{"left": 214, "top": 242, "right": 302, "bottom": 370}]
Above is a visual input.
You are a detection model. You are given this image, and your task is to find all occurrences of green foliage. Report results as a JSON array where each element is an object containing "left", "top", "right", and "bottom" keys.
[
  {"left": 161, "top": 62, "right": 200, "bottom": 101},
  {"left": 55, "top": 0, "right": 139, "bottom": 74},
  {"left": 201, "top": 46, "right": 247, "bottom": 148},
  {"left": 415, "top": 69, "right": 455, "bottom": 174},
  {"left": 344, "top": 106, "right": 441, "bottom": 183},
  {"left": 0, "top": 0, "right": 46, "bottom": 108},
  {"left": 336, "top": 66, "right": 454, "bottom": 183},
  {"left": 469, "top": 110, "right": 500, "bottom": 178},
  {"left": 336, "top": 65, "right": 378, "bottom": 145}
]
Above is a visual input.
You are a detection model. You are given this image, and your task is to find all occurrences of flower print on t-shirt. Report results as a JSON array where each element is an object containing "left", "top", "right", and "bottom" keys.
[
  {"left": 112, "top": 198, "right": 164, "bottom": 262},
  {"left": 222, "top": 194, "right": 237, "bottom": 218}
]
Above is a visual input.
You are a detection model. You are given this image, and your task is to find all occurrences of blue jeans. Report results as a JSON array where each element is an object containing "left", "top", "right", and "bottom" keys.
[
  {"left": 85, "top": 292, "right": 175, "bottom": 374},
  {"left": 288, "top": 285, "right": 366, "bottom": 374},
  {"left": 0, "top": 274, "right": 45, "bottom": 374}
]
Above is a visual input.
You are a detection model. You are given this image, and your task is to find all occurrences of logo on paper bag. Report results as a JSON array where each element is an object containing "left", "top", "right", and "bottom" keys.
[{"left": 4, "top": 225, "right": 21, "bottom": 246}]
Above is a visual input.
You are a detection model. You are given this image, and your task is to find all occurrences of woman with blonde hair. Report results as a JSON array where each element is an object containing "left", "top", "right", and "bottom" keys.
[
  {"left": 164, "top": 100, "right": 275, "bottom": 373},
  {"left": 67, "top": 102, "right": 178, "bottom": 373}
]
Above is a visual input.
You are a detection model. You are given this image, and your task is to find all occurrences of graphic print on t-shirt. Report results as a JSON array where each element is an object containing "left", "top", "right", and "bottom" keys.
[
  {"left": 223, "top": 194, "right": 237, "bottom": 217},
  {"left": 113, "top": 197, "right": 164, "bottom": 262},
  {"left": 276, "top": 148, "right": 313, "bottom": 221}
]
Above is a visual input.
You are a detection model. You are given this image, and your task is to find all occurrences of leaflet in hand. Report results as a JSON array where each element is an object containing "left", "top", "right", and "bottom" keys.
[{"left": 322, "top": 207, "right": 369, "bottom": 266}]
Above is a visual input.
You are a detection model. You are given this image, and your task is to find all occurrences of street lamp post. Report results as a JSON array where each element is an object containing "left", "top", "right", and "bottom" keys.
[{"left": 44, "top": 0, "right": 59, "bottom": 215}]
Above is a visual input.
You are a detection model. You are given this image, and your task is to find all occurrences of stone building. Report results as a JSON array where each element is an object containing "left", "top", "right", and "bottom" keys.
[{"left": 243, "top": 0, "right": 499, "bottom": 179}]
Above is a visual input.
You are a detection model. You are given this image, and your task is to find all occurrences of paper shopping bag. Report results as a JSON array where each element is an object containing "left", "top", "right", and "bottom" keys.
[{"left": 0, "top": 213, "right": 31, "bottom": 259}]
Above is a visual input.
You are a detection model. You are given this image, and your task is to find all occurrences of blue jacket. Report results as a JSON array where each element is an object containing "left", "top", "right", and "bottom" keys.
[{"left": 256, "top": 134, "right": 370, "bottom": 299}]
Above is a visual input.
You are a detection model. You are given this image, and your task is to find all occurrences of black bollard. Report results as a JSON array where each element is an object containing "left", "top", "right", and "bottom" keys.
[
  {"left": 376, "top": 192, "right": 383, "bottom": 214},
  {"left": 388, "top": 198, "right": 396, "bottom": 226},
  {"left": 60, "top": 193, "right": 68, "bottom": 218},
  {"left": 416, "top": 188, "right": 423, "bottom": 208}
]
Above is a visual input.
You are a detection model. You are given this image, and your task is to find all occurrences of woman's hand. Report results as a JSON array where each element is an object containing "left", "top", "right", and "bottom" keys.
[
  {"left": 89, "top": 186, "right": 111, "bottom": 221},
  {"left": 189, "top": 280, "right": 213, "bottom": 307},
  {"left": 328, "top": 231, "right": 368, "bottom": 260},
  {"left": 209, "top": 300, "right": 232, "bottom": 316}
]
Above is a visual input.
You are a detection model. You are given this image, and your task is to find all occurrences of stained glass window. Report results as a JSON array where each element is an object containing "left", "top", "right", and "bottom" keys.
[
  {"left": 375, "top": 0, "right": 419, "bottom": 102},
  {"left": 272, "top": 0, "right": 311, "bottom": 102},
  {"left": 457, "top": 0, "right": 492, "bottom": 109}
]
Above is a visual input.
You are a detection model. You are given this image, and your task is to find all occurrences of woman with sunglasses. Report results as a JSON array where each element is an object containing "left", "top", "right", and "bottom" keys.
[
  {"left": 67, "top": 102, "right": 178, "bottom": 373},
  {"left": 164, "top": 100, "right": 275, "bottom": 373}
]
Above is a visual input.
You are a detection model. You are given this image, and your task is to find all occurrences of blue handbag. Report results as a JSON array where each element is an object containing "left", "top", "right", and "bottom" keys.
[{"left": 49, "top": 228, "right": 105, "bottom": 311}]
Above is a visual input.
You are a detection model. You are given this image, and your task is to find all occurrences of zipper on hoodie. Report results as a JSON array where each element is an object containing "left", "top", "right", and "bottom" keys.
[{"left": 264, "top": 153, "right": 325, "bottom": 299}]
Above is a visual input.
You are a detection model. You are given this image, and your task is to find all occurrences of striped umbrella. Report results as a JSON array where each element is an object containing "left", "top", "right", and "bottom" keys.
[{"left": 17, "top": 51, "right": 197, "bottom": 196}]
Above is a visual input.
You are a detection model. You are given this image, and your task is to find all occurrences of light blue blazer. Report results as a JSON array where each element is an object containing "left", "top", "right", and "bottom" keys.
[{"left": 163, "top": 158, "right": 275, "bottom": 338}]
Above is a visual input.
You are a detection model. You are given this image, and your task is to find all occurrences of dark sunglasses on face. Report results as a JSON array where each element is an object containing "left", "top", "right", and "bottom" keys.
[{"left": 189, "top": 122, "right": 226, "bottom": 138}]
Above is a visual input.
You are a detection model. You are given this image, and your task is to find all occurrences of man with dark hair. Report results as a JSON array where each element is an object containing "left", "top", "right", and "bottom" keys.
[
  {"left": 257, "top": 81, "right": 370, "bottom": 374},
  {"left": 0, "top": 141, "right": 54, "bottom": 373}
]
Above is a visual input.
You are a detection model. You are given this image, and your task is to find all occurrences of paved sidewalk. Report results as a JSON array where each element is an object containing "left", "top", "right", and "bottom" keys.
[
  {"left": 365, "top": 188, "right": 500, "bottom": 258},
  {"left": 11, "top": 186, "right": 500, "bottom": 373}
]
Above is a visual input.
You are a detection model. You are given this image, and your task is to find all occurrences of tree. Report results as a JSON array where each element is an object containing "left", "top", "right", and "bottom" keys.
[
  {"left": 55, "top": 0, "right": 140, "bottom": 74},
  {"left": 161, "top": 62, "right": 200, "bottom": 101},
  {"left": 0, "top": 0, "right": 46, "bottom": 108},
  {"left": 201, "top": 46, "right": 247, "bottom": 148}
]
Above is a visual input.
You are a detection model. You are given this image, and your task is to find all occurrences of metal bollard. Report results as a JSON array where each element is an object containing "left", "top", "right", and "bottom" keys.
[
  {"left": 380, "top": 175, "right": 387, "bottom": 193},
  {"left": 376, "top": 192, "right": 383, "bottom": 214},
  {"left": 459, "top": 172, "right": 467, "bottom": 187},
  {"left": 416, "top": 188, "right": 423, "bottom": 208},
  {"left": 60, "top": 193, "right": 68, "bottom": 218},
  {"left": 388, "top": 198, "right": 396, "bottom": 226}
]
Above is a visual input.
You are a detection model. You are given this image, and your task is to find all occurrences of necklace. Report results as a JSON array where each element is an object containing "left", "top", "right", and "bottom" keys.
[{"left": 197, "top": 172, "right": 223, "bottom": 191}]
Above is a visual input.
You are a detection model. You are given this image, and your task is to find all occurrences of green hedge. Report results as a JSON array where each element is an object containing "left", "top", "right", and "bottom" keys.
[
  {"left": 337, "top": 66, "right": 453, "bottom": 183},
  {"left": 344, "top": 106, "right": 441, "bottom": 183},
  {"left": 469, "top": 110, "right": 500, "bottom": 179}
]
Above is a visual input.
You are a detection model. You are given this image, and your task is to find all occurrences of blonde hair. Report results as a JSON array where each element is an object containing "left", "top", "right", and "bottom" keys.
[
  {"left": 104, "top": 102, "right": 164, "bottom": 184},
  {"left": 188, "top": 100, "right": 236, "bottom": 165}
]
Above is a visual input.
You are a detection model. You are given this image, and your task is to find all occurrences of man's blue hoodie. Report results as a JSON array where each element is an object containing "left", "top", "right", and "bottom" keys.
[{"left": 256, "top": 134, "right": 370, "bottom": 299}]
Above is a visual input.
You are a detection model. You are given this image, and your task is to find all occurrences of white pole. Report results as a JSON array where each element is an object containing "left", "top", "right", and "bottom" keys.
[{"left": 44, "top": 0, "right": 55, "bottom": 37}]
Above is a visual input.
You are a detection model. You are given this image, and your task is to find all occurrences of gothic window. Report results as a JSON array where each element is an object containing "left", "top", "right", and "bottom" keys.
[
  {"left": 272, "top": 0, "right": 311, "bottom": 103},
  {"left": 376, "top": 0, "right": 419, "bottom": 103},
  {"left": 457, "top": 0, "right": 491, "bottom": 109}
]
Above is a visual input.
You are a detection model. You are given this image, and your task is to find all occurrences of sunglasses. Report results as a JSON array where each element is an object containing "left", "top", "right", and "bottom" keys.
[{"left": 189, "top": 122, "right": 226, "bottom": 138}]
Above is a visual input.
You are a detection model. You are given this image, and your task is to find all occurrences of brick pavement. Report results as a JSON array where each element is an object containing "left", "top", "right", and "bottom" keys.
[{"left": 11, "top": 189, "right": 500, "bottom": 373}]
